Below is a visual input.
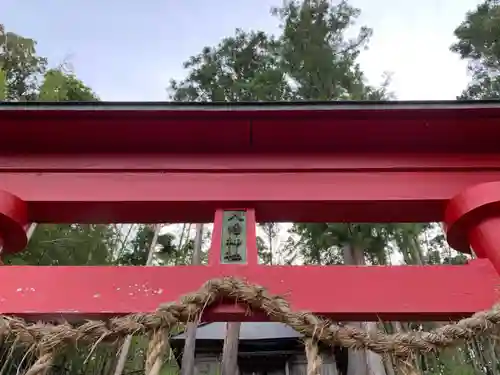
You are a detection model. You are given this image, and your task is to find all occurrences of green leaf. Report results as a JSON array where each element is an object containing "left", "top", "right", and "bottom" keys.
[
  {"left": 451, "top": 0, "right": 500, "bottom": 99},
  {"left": 0, "top": 68, "right": 5, "bottom": 100}
]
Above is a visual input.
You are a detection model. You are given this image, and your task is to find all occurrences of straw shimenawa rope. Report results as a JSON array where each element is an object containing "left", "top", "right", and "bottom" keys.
[
  {"left": 145, "top": 329, "right": 170, "bottom": 375},
  {"left": 304, "top": 338, "right": 322, "bottom": 375},
  {"left": 23, "top": 352, "right": 53, "bottom": 375},
  {"left": 2, "top": 277, "right": 499, "bottom": 375}
]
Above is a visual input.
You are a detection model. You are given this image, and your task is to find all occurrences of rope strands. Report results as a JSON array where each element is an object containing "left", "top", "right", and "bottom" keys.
[
  {"left": 23, "top": 352, "right": 53, "bottom": 375},
  {"left": 2, "top": 277, "right": 499, "bottom": 374},
  {"left": 145, "top": 329, "right": 170, "bottom": 375},
  {"left": 304, "top": 338, "right": 322, "bottom": 375}
]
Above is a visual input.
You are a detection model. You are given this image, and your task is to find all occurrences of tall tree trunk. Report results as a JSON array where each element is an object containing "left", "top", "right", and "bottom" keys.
[
  {"left": 343, "top": 243, "right": 387, "bottom": 375},
  {"left": 181, "top": 223, "right": 204, "bottom": 375},
  {"left": 410, "top": 236, "right": 424, "bottom": 265}
]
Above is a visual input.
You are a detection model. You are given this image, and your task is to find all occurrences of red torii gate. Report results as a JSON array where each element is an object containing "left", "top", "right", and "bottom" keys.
[{"left": 1, "top": 100, "right": 500, "bottom": 323}]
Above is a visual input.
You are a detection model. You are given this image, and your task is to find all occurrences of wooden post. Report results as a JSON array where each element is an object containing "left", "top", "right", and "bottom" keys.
[{"left": 221, "top": 322, "right": 241, "bottom": 375}]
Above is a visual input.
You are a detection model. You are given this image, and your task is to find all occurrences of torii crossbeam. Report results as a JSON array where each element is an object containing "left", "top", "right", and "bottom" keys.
[{"left": 1, "top": 101, "right": 500, "bottom": 323}]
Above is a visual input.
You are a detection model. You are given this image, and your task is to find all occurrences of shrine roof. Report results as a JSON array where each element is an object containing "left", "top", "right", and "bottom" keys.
[{"left": 1, "top": 100, "right": 500, "bottom": 153}]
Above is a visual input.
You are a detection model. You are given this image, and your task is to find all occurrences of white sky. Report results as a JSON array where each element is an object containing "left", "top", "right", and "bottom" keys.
[
  {"left": 351, "top": 0, "right": 480, "bottom": 99},
  {"left": 3, "top": 0, "right": 481, "bottom": 101}
]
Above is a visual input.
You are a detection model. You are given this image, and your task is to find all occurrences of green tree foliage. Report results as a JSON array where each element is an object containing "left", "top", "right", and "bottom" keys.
[
  {"left": 1, "top": 24, "right": 97, "bottom": 102},
  {"left": 116, "top": 224, "right": 195, "bottom": 266},
  {"left": 274, "top": 0, "right": 386, "bottom": 100},
  {"left": 170, "top": 29, "right": 291, "bottom": 102},
  {"left": 38, "top": 69, "right": 99, "bottom": 101},
  {"left": 169, "top": 0, "right": 389, "bottom": 103},
  {"left": 4, "top": 224, "right": 117, "bottom": 265},
  {"left": 0, "top": 24, "right": 47, "bottom": 100},
  {"left": 451, "top": 0, "right": 500, "bottom": 99}
]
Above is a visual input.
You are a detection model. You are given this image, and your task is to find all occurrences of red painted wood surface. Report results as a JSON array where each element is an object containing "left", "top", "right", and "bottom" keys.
[
  {"left": 1, "top": 152, "right": 500, "bottom": 224},
  {"left": 0, "top": 190, "right": 28, "bottom": 252},
  {"left": 0, "top": 260, "right": 497, "bottom": 322},
  {"left": 2, "top": 103, "right": 500, "bottom": 320},
  {"left": 445, "top": 181, "right": 500, "bottom": 271},
  {"left": 2, "top": 153, "right": 500, "bottom": 172},
  {"left": 3, "top": 101, "right": 500, "bottom": 153},
  {"left": 1, "top": 171, "right": 500, "bottom": 223}
]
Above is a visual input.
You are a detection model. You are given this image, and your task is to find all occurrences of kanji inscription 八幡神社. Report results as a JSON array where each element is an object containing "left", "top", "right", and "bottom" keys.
[{"left": 221, "top": 211, "right": 247, "bottom": 264}]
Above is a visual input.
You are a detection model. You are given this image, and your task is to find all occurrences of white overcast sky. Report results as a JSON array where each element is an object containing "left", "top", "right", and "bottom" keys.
[{"left": 2, "top": 0, "right": 481, "bottom": 100}]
